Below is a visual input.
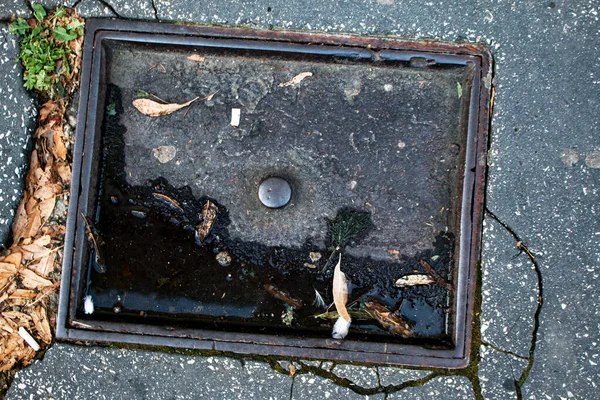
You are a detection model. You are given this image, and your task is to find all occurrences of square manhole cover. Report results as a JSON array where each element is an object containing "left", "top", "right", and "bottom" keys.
[{"left": 58, "top": 20, "right": 492, "bottom": 368}]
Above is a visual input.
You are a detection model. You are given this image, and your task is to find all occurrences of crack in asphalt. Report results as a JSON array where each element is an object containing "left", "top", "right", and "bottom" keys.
[
  {"left": 265, "top": 357, "right": 442, "bottom": 396},
  {"left": 481, "top": 341, "right": 528, "bottom": 361},
  {"left": 97, "top": 0, "right": 121, "bottom": 18},
  {"left": 151, "top": 0, "right": 159, "bottom": 21},
  {"left": 485, "top": 209, "right": 544, "bottom": 400},
  {"left": 23, "top": 0, "right": 33, "bottom": 13}
]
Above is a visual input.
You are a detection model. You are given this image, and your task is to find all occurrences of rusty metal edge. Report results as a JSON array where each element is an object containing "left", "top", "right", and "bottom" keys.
[{"left": 57, "top": 19, "right": 493, "bottom": 369}]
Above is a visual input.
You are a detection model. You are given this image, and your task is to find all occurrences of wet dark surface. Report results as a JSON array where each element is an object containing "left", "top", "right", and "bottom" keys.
[
  {"left": 108, "top": 41, "right": 468, "bottom": 260},
  {"left": 81, "top": 77, "right": 456, "bottom": 342},
  {"left": 79, "top": 38, "right": 471, "bottom": 343}
]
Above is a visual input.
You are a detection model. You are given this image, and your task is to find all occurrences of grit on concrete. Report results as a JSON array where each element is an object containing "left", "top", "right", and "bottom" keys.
[
  {"left": 0, "top": 23, "right": 35, "bottom": 246},
  {"left": 1, "top": 0, "right": 599, "bottom": 399}
]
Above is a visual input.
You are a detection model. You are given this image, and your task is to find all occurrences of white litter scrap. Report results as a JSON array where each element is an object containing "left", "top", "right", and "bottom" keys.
[
  {"left": 279, "top": 72, "right": 313, "bottom": 87},
  {"left": 84, "top": 295, "right": 94, "bottom": 314},
  {"left": 394, "top": 274, "right": 435, "bottom": 287},
  {"left": 18, "top": 327, "right": 40, "bottom": 351},
  {"left": 230, "top": 108, "right": 241, "bottom": 127}
]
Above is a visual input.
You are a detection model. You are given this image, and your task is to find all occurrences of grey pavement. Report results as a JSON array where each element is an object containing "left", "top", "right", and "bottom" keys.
[
  {"left": 2, "top": 0, "right": 600, "bottom": 399},
  {"left": 0, "top": 23, "right": 35, "bottom": 246}
]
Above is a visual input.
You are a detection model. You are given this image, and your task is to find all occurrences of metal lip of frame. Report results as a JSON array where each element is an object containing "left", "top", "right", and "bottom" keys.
[{"left": 57, "top": 19, "right": 492, "bottom": 369}]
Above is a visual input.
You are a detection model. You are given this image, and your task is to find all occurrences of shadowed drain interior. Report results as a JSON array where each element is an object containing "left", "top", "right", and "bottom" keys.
[{"left": 59, "top": 20, "right": 491, "bottom": 368}]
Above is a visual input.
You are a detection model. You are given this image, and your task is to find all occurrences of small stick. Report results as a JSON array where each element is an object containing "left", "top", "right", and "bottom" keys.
[
  {"left": 319, "top": 246, "right": 341, "bottom": 274},
  {"left": 184, "top": 91, "right": 219, "bottom": 118},
  {"left": 419, "top": 260, "right": 454, "bottom": 290},
  {"left": 148, "top": 63, "right": 166, "bottom": 73},
  {"left": 81, "top": 213, "right": 100, "bottom": 255},
  {"left": 149, "top": 93, "right": 168, "bottom": 104}
]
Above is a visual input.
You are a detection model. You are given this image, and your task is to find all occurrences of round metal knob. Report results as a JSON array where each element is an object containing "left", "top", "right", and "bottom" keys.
[{"left": 258, "top": 177, "right": 292, "bottom": 209}]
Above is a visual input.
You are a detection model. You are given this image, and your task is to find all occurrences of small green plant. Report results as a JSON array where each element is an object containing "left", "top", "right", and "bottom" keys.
[
  {"left": 320, "top": 209, "right": 373, "bottom": 273},
  {"left": 9, "top": 5, "right": 84, "bottom": 95}
]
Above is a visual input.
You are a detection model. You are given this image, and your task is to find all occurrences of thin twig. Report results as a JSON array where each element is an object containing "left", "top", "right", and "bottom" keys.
[
  {"left": 319, "top": 246, "right": 341, "bottom": 274},
  {"left": 148, "top": 63, "right": 166, "bottom": 73},
  {"left": 149, "top": 93, "right": 168, "bottom": 104},
  {"left": 81, "top": 213, "right": 101, "bottom": 256},
  {"left": 184, "top": 91, "right": 219, "bottom": 118},
  {"left": 419, "top": 260, "right": 454, "bottom": 290}
]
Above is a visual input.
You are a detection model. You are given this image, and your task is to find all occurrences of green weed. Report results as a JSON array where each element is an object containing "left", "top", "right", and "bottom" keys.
[{"left": 9, "top": 5, "right": 84, "bottom": 96}]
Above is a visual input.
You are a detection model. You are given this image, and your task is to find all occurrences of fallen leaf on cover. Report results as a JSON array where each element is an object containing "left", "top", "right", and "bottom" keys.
[
  {"left": 279, "top": 72, "right": 313, "bottom": 87},
  {"left": 133, "top": 96, "right": 199, "bottom": 117},
  {"left": 394, "top": 274, "right": 435, "bottom": 287},
  {"left": 195, "top": 200, "right": 218, "bottom": 243},
  {"left": 187, "top": 54, "right": 205, "bottom": 62},
  {"left": 332, "top": 254, "right": 351, "bottom": 339}
]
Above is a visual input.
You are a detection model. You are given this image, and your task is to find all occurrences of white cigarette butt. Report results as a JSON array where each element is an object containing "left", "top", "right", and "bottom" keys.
[{"left": 18, "top": 327, "right": 40, "bottom": 351}]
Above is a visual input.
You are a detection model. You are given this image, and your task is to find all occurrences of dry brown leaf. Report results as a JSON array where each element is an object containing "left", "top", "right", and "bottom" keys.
[
  {"left": 0, "top": 262, "right": 18, "bottom": 289},
  {"left": 29, "top": 283, "right": 58, "bottom": 306},
  {"left": 34, "top": 166, "right": 52, "bottom": 188},
  {"left": 332, "top": 254, "right": 350, "bottom": 323},
  {"left": 289, "top": 364, "right": 297, "bottom": 378},
  {"left": 187, "top": 54, "right": 205, "bottom": 62},
  {"left": 133, "top": 97, "right": 199, "bottom": 117},
  {"left": 55, "top": 161, "right": 72, "bottom": 183},
  {"left": 19, "top": 269, "right": 53, "bottom": 290},
  {"left": 196, "top": 200, "right": 218, "bottom": 243},
  {"left": 0, "top": 316, "right": 15, "bottom": 334},
  {"left": 31, "top": 251, "right": 57, "bottom": 278},
  {"left": 41, "top": 224, "right": 66, "bottom": 238},
  {"left": 279, "top": 72, "right": 313, "bottom": 87},
  {"left": 394, "top": 274, "right": 436, "bottom": 287},
  {"left": 39, "top": 101, "right": 57, "bottom": 120},
  {"left": 8, "top": 289, "right": 37, "bottom": 301},
  {"left": 33, "top": 183, "right": 61, "bottom": 200},
  {"left": 25, "top": 195, "right": 38, "bottom": 215},
  {"left": 33, "top": 235, "right": 51, "bottom": 247},
  {"left": 0, "top": 292, "right": 8, "bottom": 306},
  {"left": 19, "top": 243, "right": 52, "bottom": 261},
  {"left": 0, "top": 262, "right": 18, "bottom": 275},
  {"left": 52, "top": 131, "right": 68, "bottom": 160},
  {"left": 11, "top": 201, "right": 29, "bottom": 243},
  {"left": 38, "top": 196, "right": 57, "bottom": 221},
  {"left": 3, "top": 252, "right": 22, "bottom": 267},
  {"left": 31, "top": 307, "right": 52, "bottom": 343},
  {"left": 2, "top": 311, "right": 32, "bottom": 324}
]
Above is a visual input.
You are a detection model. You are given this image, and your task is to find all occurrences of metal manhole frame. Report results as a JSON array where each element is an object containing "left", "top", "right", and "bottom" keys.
[{"left": 57, "top": 19, "right": 492, "bottom": 368}]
